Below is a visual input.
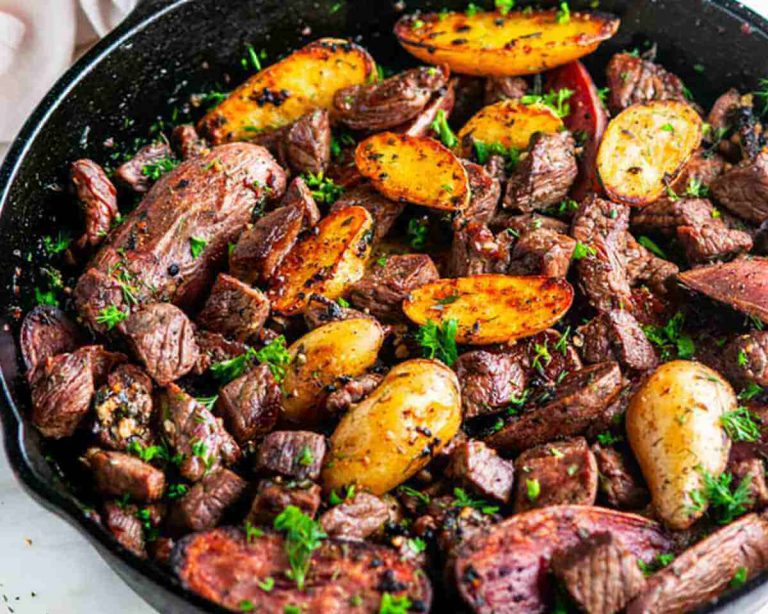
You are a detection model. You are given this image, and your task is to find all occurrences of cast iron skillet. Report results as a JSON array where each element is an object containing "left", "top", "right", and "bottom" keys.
[{"left": 1, "top": 0, "right": 767, "bottom": 611}]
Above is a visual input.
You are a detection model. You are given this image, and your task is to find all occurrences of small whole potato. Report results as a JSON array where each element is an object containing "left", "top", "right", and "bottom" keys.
[
  {"left": 322, "top": 359, "right": 462, "bottom": 495},
  {"left": 281, "top": 318, "right": 385, "bottom": 424},
  {"left": 627, "top": 360, "right": 735, "bottom": 530}
]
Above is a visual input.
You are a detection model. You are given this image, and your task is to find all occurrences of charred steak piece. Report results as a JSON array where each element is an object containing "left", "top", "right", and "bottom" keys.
[
  {"left": 449, "top": 221, "right": 509, "bottom": 276},
  {"left": 724, "top": 332, "right": 768, "bottom": 387},
  {"left": 193, "top": 330, "right": 249, "bottom": 375},
  {"left": 552, "top": 531, "right": 646, "bottom": 614},
  {"left": 75, "top": 143, "right": 286, "bottom": 332},
  {"left": 572, "top": 196, "right": 633, "bottom": 312},
  {"left": 255, "top": 431, "right": 326, "bottom": 481},
  {"left": 670, "top": 149, "right": 725, "bottom": 194},
  {"left": 348, "top": 254, "right": 439, "bottom": 322},
  {"left": 160, "top": 384, "right": 240, "bottom": 482},
  {"left": 319, "top": 491, "right": 398, "bottom": 540},
  {"left": 455, "top": 161, "right": 501, "bottom": 226},
  {"left": 334, "top": 65, "right": 449, "bottom": 131},
  {"left": 330, "top": 184, "right": 404, "bottom": 244},
  {"left": 504, "top": 131, "right": 577, "bottom": 212},
  {"left": 627, "top": 513, "right": 768, "bottom": 613},
  {"left": 215, "top": 364, "right": 281, "bottom": 444},
  {"left": 454, "top": 345, "right": 527, "bottom": 419},
  {"left": 623, "top": 233, "right": 679, "bottom": 297},
  {"left": 605, "top": 52, "right": 686, "bottom": 113},
  {"left": 711, "top": 149, "right": 768, "bottom": 224},
  {"left": 521, "top": 328, "right": 583, "bottom": 385},
  {"left": 103, "top": 501, "right": 148, "bottom": 558},
  {"left": 486, "top": 362, "right": 623, "bottom": 454},
  {"left": 324, "top": 372, "right": 383, "bottom": 414},
  {"left": 247, "top": 479, "right": 322, "bottom": 523},
  {"left": 84, "top": 448, "right": 165, "bottom": 501},
  {"left": 446, "top": 439, "right": 515, "bottom": 503},
  {"left": 507, "top": 227, "right": 576, "bottom": 278},
  {"left": 123, "top": 303, "right": 199, "bottom": 385},
  {"left": 70, "top": 159, "right": 119, "bottom": 249},
  {"left": 168, "top": 468, "right": 248, "bottom": 533},
  {"left": 393, "top": 81, "right": 455, "bottom": 137},
  {"left": 20, "top": 305, "right": 84, "bottom": 373},
  {"left": 172, "top": 528, "right": 432, "bottom": 613},
  {"left": 727, "top": 447, "right": 768, "bottom": 513},
  {"left": 196, "top": 273, "right": 270, "bottom": 342},
  {"left": 513, "top": 437, "right": 598, "bottom": 512},
  {"left": 93, "top": 364, "right": 154, "bottom": 451},
  {"left": 591, "top": 443, "right": 649, "bottom": 510},
  {"left": 114, "top": 141, "right": 174, "bottom": 193},
  {"left": 578, "top": 309, "right": 657, "bottom": 371},
  {"left": 171, "top": 124, "right": 209, "bottom": 160},
  {"left": 490, "top": 211, "right": 569, "bottom": 235},
  {"left": 484, "top": 76, "right": 527, "bottom": 105},
  {"left": 284, "top": 109, "right": 331, "bottom": 175},
  {"left": 708, "top": 88, "right": 742, "bottom": 135}
]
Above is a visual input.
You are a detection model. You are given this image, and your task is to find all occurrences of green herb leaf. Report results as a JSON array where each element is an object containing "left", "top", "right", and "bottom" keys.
[
  {"left": 430, "top": 109, "right": 458, "bottom": 148},
  {"left": 637, "top": 553, "right": 675, "bottom": 576},
  {"left": 255, "top": 335, "right": 291, "bottom": 382},
  {"left": 721, "top": 406, "right": 761, "bottom": 443},
  {"left": 42, "top": 232, "right": 72, "bottom": 255},
  {"left": 495, "top": 0, "right": 515, "bottom": 14},
  {"left": 731, "top": 566, "right": 749, "bottom": 589},
  {"left": 407, "top": 217, "right": 429, "bottom": 249},
  {"left": 95, "top": 304, "right": 129, "bottom": 330},
  {"left": 379, "top": 592, "right": 412, "bottom": 614},
  {"left": 189, "top": 236, "right": 207, "bottom": 259},
  {"left": 452, "top": 487, "right": 499, "bottom": 515},
  {"left": 273, "top": 506, "right": 326, "bottom": 590},
  {"left": 526, "top": 478, "right": 541, "bottom": 501},
  {"left": 415, "top": 319, "right": 458, "bottom": 366},
  {"left": 689, "top": 468, "right": 753, "bottom": 524},
  {"left": 303, "top": 172, "right": 344, "bottom": 205},
  {"left": 637, "top": 235, "right": 668, "bottom": 259},
  {"left": 141, "top": 156, "right": 179, "bottom": 181},
  {"left": 571, "top": 241, "right": 596, "bottom": 260},
  {"left": 556, "top": 1, "right": 571, "bottom": 24},
  {"left": 521, "top": 87, "right": 574, "bottom": 118}
]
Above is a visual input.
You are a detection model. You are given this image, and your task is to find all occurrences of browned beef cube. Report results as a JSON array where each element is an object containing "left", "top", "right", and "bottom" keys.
[
  {"left": 483, "top": 76, "right": 527, "bottom": 105},
  {"left": 503, "top": 131, "right": 577, "bottom": 212},
  {"left": 70, "top": 159, "right": 119, "bottom": 249},
  {"left": 148, "top": 536, "right": 175, "bottom": 565},
  {"left": 670, "top": 150, "right": 725, "bottom": 193},
  {"left": 454, "top": 346, "right": 527, "bottom": 419},
  {"left": 114, "top": 141, "right": 174, "bottom": 193},
  {"left": 491, "top": 211, "right": 569, "bottom": 235},
  {"left": 591, "top": 443, "right": 649, "bottom": 509},
  {"left": 160, "top": 384, "right": 241, "bottom": 482},
  {"left": 320, "top": 492, "right": 398, "bottom": 540},
  {"left": 521, "top": 328, "right": 583, "bottom": 384},
  {"left": 171, "top": 124, "right": 209, "bottom": 160},
  {"left": 247, "top": 479, "right": 322, "bottom": 523},
  {"left": 348, "top": 254, "right": 439, "bottom": 322},
  {"left": 193, "top": 330, "right": 249, "bottom": 374},
  {"left": 446, "top": 440, "right": 514, "bottom": 503},
  {"left": 255, "top": 431, "right": 326, "bottom": 480},
  {"left": 215, "top": 364, "right": 281, "bottom": 444},
  {"left": 169, "top": 469, "right": 248, "bottom": 532},
  {"left": 632, "top": 197, "right": 718, "bottom": 234},
  {"left": 513, "top": 438, "right": 598, "bottom": 512},
  {"left": 324, "top": 373, "right": 383, "bottom": 414},
  {"left": 455, "top": 161, "right": 501, "bottom": 226},
  {"left": 711, "top": 150, "right": 768, "bottom": 224},
  {"left": 605, "top": 52, "right": 686, "bottom": 113},
  {"left": 708, "top": 89, "right": 742, "bottom": 134},
  {"left": 578, "top": 310, "right": 657, "bottom": 371},
  {"left": 449, "top": 221, "right": 509, "bottom": 277},
  {"left": 284, "top": 109, "right": 331, "bottom": 175},
  {"left": 103, "top": 501, "right": 146, "bottom": 558},
  {"left": 623, "top": 233, "right": 679, "bottom": 297},
  {"left": 724, "top": 332, "right": 768, "bottom": 387},
  {"left": 552, "top": 532, "right": 646, "bottom": 614},
  {"left": 330, "top": 184, "right": 404, "bottom": 244},
  {"left": 93, "top": 364, "right": 154, "bottom": 451},
  {"left": 728, "top": 447, "right": 768, "bottom": 512},
  {"left": 507, "top": 228, "right": 576, "bottom": 278},
  {"left": 84, "top": 448, "right": 165, "bottom": 501},
  {"left": 303, "top": 293, "right": 375, "bottom": 330},
  {"left": 20, "top": 305, "right": 84, "bottom": 373},
  {"left": 196, "top": 273, "right": 270, "bottom": 342},
  {"left": 678, "top": 220, "right": 753, "bottom": 263}
]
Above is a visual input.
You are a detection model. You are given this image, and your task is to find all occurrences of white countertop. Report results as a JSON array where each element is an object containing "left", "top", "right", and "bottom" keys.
[{"left": 2, "top": 1, "right": 768, "bottom": 612}]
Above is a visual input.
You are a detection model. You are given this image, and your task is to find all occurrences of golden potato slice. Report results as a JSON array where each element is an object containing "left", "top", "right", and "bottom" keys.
[
  {"left": 199, "top": 38, "right": 376, "bottom": 143},
  {"left": 402, "top": 274, "right": 573, "bottom": 344},
  {"left": 394, "top": 9, "right": 619, "bottom": 77},
  {"left": 323, "top": 359, "right": 461, "bottom": 495},
  {"left": 456, "top": 100, "right": 564, "bottom": 156},
  {"left": 267, "top": 205, "right": 373, "bottom": 315},
  {"left": 355, "top": 132, "right": 470, "bottom": 211},
  {"left": 597, "top": 100, "right": 702, "bottom": 206},
  {"left": 282, "top": 318, "right": 385, "bottom": 424}
]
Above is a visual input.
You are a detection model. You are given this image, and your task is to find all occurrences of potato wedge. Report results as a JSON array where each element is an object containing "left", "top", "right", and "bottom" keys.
[
  {"left": 597, "top": 100, "right": 702, "bottom": 206},
  {"left": 402, "top": 274, "right": 573, "bottom": 344},
  {"left": 282, "top": 318, "right": 385, "bottom": 424},
  {"left": 627, "top": 360, "right": 734, "bottom": 530},
  {"left": 323, "top": 359, "right": 461, "bottom": 495},
  {"left": 199, "top": 38, "right": 376, "bottom": 143},
  {"left": 456, "top": 99, "right": 563, "bottom": 156},
  {"left": 267, "top": 205, "right": 374, "bottom": 315},
  {"left": 394, "top": 9, "right": 619, "bottom": 77},
  {"left": 355, "top": 132, "right": 470, "bottom": 211}
]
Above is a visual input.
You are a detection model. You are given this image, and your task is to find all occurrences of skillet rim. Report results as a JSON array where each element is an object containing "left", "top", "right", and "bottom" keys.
[{"left": 0, "top": 0, "right": 767, "bottom": 612}]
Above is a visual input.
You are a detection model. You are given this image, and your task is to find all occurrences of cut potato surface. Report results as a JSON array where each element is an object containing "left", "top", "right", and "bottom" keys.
[
  {"left": 395, "top": 9, "right": 619, "bottom": 77},
  {"left": 456, "top": 99, "right": 564, "bottom": 156},
  {"left": 597, "top": 100, "right": 702, "bottom": 206},
  {"left": 355, "top": 132, "right": 470, "bottom": 211},
  {"left": 199, "top": 38, "right": 376, "bottom": 143},
  {"left": 267, "top": 205, "right": 374, "bottom": 315},
  {"left": 402, "top": 274, "right": 574, "bottom": 344}
]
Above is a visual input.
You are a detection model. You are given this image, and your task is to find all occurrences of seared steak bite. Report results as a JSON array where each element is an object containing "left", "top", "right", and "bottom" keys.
[
  {"left": 193, "top": 330, "right": 248, "bottom": 374},
  {"left": 454, "top": 346, "right": 527, "bottom": 418},
  {"left": 324, "top": 372, "right": 383, "bottom": 414},
  {"left": 20, "top": 305, "right": 84, "bottom": 373},
  {"left": 727, "top": 450, "right": 768, "bottom": 513},
  {"left": 196, "top": 273, "right": 270, "bottom": 342},
  {"left": 592, "top": 443, "right": 649, "bottom": 509},
  {"left": 284, "top": 109, "right": 331, "bottom": 175},
  {"left": 521, "top": 328, "right": 583, "bottom": 384},
  {"left": 711, "top": 149, "right": 768, "bottom": 224},
  {"left": 84, "top": 448, "right": 166, "bottom": 502},
  {"left": 247, "top": 479, "right": 322, "bottom": 523},
  {"left": 724, "top": 332, "right": 768, "bottom": 387},
  {"left": 319, "top": 491, "right": 398, "bottom": 540},
  {"left": 215, "top": 364, "right": 281, "bottom": 444},
  {"left": 330, "top": 184, "right": 404, "bottom": 243},
  {"left": 455, "top": 160, "right": 501, "bottom": 225},
  {"left": 123, "top": 303, "right": 199, "bottom": 385},
  {"left": 483, "top": 76, "right": 527, "bottom": 105},
  {"left": 70, "top": 159, "right": 119, "bottom": 249},
  {"left": 255, "top": 431, "right": 326, "bottom": 481},
  {"left": 708, "top": 88, "right": 742, "bottom": 134},
  {"left": 449, "top": 220, "right": 509, "bottom": 276},
  {"left": 446, "top": 439, "right": 515, "bottom": 503},
  {"left": 114, "top": 141, "right": 174, "bottom": 193},
  {"left": 169, "top": 468, "right": 248, "bottom": 533},
  {"left": 93, "top": 364, "right": 154, "bottom": 451},
  {"left": 171, "top": 124, "right": 209, "bottom": 160},
  {"left": 577, "top": 309, "right": 657, "bottom": 371},
  {"left": 507, "top": 227, "right": 576, "bottom": 277},
  {"left": 104, "top": 501, "right": 148, "bottom": 558},
  {"left": 605, "top": 52, "right": 686, "bottom": 113},
  {"left": 670, "top": 149, "right": 725, "bottom": 194},
  {"left": 623, "top": 233, "right": 679, "bottom": 297}
]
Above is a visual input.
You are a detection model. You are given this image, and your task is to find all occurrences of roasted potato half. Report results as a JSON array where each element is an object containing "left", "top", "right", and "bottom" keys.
[
  {"left": 456, "top": 99, "right": 564, "bottom": 156},
  {"left": 323, "top": 359, "right": 461, "bottom": 495},
  {"left": 597, "top": 100, "right": 702, "bottom": 206},
  {"left": 282, "top": 318, "right": 385, "bottom": 424},
  {"left": 355, "top": 132, "right": 470, "bottom": 211},
  {"left": 199, "top": 38, "right": 376, "bottom": 143},
  {"left": 267, "top": 205, "right": 374, "bottom": 315},
  {"left": 627, "top": 360, "right": 734, "bottom": 530},
  {"left": 394, "top": 9, "right": 619, "bottom": 77},
  {"left": 402, "top": 274, "right": 574, "bottom": 344}
]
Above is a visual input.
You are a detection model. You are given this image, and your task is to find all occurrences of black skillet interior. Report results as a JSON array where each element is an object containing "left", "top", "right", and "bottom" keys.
[{"left": 1, "top": 0, "right": 767, "bottom": 612}]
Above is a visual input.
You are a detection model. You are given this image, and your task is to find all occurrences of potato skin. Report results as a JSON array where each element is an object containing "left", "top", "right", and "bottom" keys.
[
  {"left": 282, "top": 318, "right": 385, "bottom": 424},
  {"left": 395, "top": 9, "right": 619, "bottom": 77},
  {"left": 627, "top": 360, "right": 734, "bottom": 530},
  {"left": 597, "top": 100, "right": 702, "bottom": 206},
  {"left": 267, "top": 205, "right": 374, "bottom": 315},
  {"left": 355, "top": 132, "right": 470, "bottom": 211},
  {"left": 323, "top": 359, "right": 461, "bottom": 495},
  {"left": 199, "top": 38, "right": 376, "bottom": 143},
  {"left": 403, "top": 274, "right": 574, "bottom": 344}
]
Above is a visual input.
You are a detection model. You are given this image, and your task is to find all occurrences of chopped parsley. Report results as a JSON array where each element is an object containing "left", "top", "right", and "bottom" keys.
[
  {"left": 141, "top": 156, "right": 179, "bottom": 181},
  {"left": 521, "top": 87, "right": 574, "bottom": 118},
  {"left": 526, "top": 478, "right": 541, "bottom": 501},
  {"left": 465, "top": 3, "right": 482, "bottom": 17},
  {"left": 642, "top": 312, "right": 695, "bottom": 360},
  {"left": 407, "top": 217, "right": 429, "bottom": 249},
  {"left": 637, "top": 553, "right": 675, "bottom": 576},
  {"left": 210, "top": 347, "right": 257, "bottom": 384},
  {"left": 689, "top": 469, "right": 753, "bottom": 524},
  {"left": 407, "top": 537, "right": 427, "bottom": 553},
  {"left": 242, "top": 44, "right": 267, "bottom": 71},
  {"left": 596, "top": 431, "right": 623, "bottom": 446},
  {"left": 127, "top": 440, "right": 171, "bottom": 463},
  {"left": 95, "top": 305, "right": 128, "bottom": 330},
  {"left": 556, "top": 1, "right": 571, "bottom": 24},
  {"left": 273, "top": 505, "right": 327, "bottom": 590},
  {"left": 637, "top": 235, "right": 668, "bottom": 259},
  {"left": 297, "top": 446, "right": 314, "bottom": 466},
  {"left": 531, "top": 341, "right": 552, "bottom": 373},
  {"left": 495, "top": 0, "right": 515, "bottom": 14},
  {"left": 189, "top": 236, "right": 207, "bottom": 259},
  {"left": 42, "top": 232, "right": 72, "bottom": 255},
  {"left": 473, "top": 140, "right": 521, "bottom": 170},
  {"left": 721, "top": 406, "right": 761, "bottom": 443},
  {"left": 731, "top": 566, "right": 749, "bottom": 589},
  {"left": 337, "top": 297, "right": 351, "bottom": 308},
  {"left": 571, "top": 241, "right": 596, "bottom": 260},
  {"left": 452, "top": 487, "right": 499, "bottom": 515},
  {"left": 34, "top": 287, "right": 59, "bottom": 307},
  {"left": 328, "top": 484, "right": 356, "bottom": 506},
  {"left": 255, "top": 335, "right": 291, "bottom": 382},
  {"left": 244, "top": 520, "right": 264, "bottom": 543},
  {"left": 195, "top": 395, "right": 218, "bottom": 410},
  {"left": 415, "top": 319, "right": 458, "bottom": 366},
  {"left": 430, "top": 109, "right": 458, "bottom": 148},
  {"left": 166, "top": 483, "right": 189, "bottom": 499},
  {"left": 397, "top": 484, "right": 430, "bottom": 506},
  {"left": 379, "top": 593, "right": 412, "bottom": 614},
  {"left": 738, "top": 348, "right": 749, "bottom": 367},
  {"left": 303, "top": 171, "right": 344, "bottom": 205},
  {"left": 257, "top": 576, "right": 275, "bottom": 592},
  {"left": 685, "top": 177, "right": 709, "bottom": 198},
  {"left": 739, "top": 383, "right": 764, "bottom": 401}
]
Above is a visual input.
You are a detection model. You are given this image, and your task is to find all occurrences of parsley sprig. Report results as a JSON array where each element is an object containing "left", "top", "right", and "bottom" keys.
[
  {"left": 415, "top": 319, "right": 458, "bottom": 366},
  {"left": 721, "top": 406, "right": 761, "bottom": 443},
  {"left": 452, "top": 487, "right": 499, "bottom": 515},
  {"left": 273, "top": 505, "right": 326, "bottom": 590},
  {"left": 689, "top": 469, "right": 753, "bottom": 525},
  {"left": 303, "top": 172, "right": 344, "bottom": 205},
  {"left": 430, "top": 109, "right": 458, "bottom": 148},
  {"left": 642, "top": 312, "right": 695, "bottom": 360},
  {"left": 520, "top": 87, "right": 574, "bottom": 118}
]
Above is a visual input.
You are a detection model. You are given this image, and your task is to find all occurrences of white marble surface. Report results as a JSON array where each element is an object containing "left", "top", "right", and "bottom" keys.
[{"left": 2, "top": 1, "right": 768, "bottom": 613}]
